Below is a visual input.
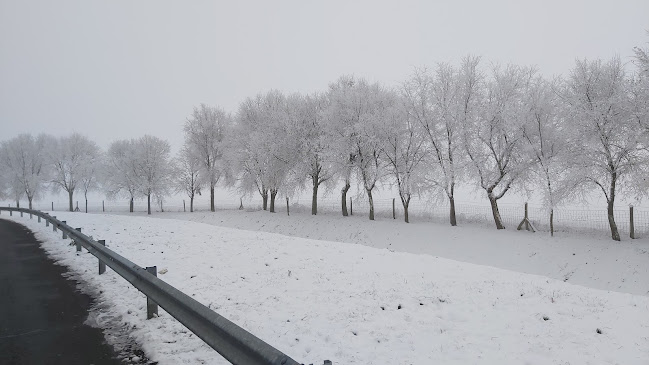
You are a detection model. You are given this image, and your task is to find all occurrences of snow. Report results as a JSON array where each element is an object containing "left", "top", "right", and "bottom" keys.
[{"left": 3, "top": 211, "right": 649, "bottom": 364}]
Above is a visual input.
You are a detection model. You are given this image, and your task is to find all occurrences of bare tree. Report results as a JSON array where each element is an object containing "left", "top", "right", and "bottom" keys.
[
  {"left": 464, "top": 64, "right": 536, "bottom": 229},
  {"left": 404, "top": 57, "right": 481, "bottom": 226},
  {"left": 0, "top": 134, "right": 54, "bottom": 209},
  {"left": 51, "top": 133, "right": 100, "bottom": 212},
  {"left": 184, "top": 104, "right": 229, "bottom": 212},
  {"left": 132, "top": 135, "right": 173, "bottom": 215},
  {"left": 104, "top": 139, "right": 139, "bottom": 212},
  {"left": 174, "top": 146, "right": 202, "bottom": 212},
  {"left": 522, "top": 76, "right": 582, "bottom": 236},
  {"left": 561, "top": 57, "right": 642, "bottom": 241},
  {"left": 381, "top": 96, "right": 427, "bottom": 223}
]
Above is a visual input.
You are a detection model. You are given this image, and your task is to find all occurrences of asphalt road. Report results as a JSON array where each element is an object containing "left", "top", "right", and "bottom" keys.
[{"left": 0, "top": 218, "right": 124, "bottom": 365}]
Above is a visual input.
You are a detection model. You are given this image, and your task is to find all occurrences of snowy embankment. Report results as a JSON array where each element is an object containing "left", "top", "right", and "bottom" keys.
[
  {"left": 5, "top": 212, "right": 649, "bottom": 364},
  {"left": 147, "top": 209, "right": 649, "bottom": 296}
]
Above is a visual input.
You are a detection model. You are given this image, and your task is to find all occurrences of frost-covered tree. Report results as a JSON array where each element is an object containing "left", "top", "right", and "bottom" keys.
[
  {"left": 561, "top": 57, "right": 642, "bottom": 241},
  {"left": 381, "top": 96, "right": 427, "bottom": 223},
  {"left": 404, "top": 57, "right": 481, "bottom": 226},
  {"left": 104, "top": 139, "right": 139, "bottom": 212},
  {"left": 0, "top": 134, "right": 54, "bottom": 209},
  {"left": 184, "top": 104, "right": 229, "bottom": 212},
  {"left": 230, "top": 91, "right": 300, "bottom": 212},
  {"left": 51, "top": 133, "right": 100, "bottom": 212},
  {"left": 132, "top": 135, "right": 173, "bottom": 215},
  {"left": 174, "top": 146, "right": 202, "bottom": 212},
  {"left": 522, "top": 77, "right": 582, "bottom": 236},
  {"left": 464, "top": 64, "right": 536, "bottom": 229},
  {"left": 285, "top": 92, "right": 334, "bottom": 215}
]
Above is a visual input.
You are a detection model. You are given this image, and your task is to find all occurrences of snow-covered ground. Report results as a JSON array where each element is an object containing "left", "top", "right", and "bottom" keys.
[
  {"left": 140, "top": 209, "right": 649, "bottom": 296},
  {"left": 3, "top": 211, "right": 648, "bottom": 364}
]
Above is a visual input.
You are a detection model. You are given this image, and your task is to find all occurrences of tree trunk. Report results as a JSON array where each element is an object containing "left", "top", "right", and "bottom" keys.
[
  {"left": 549, "top": 209, "right": 554, "bottom": 237},
  {"left": 341, "top": 181, "right": 350, "bottom": 216},
  {"left": 190, "top": 196, "right": 194, "bottom": 212},
  {"left": 367, "top": 188, "right": 375, "bottom": 221},
  {"left": 68, "top": 190, "right": 73, "bottom": 212},
  {"left": 402, "top": 196, "right": 410, "bottom": 223},
  {"left": 147, "top": 194, "right": 151, "bottom": 215},
  {"left": 210, "top": 185, "right": 215, "bottom": 212},
  {"left": 311, "top": 181, "right": 319, "bottom": 215},
  {"left": 28, "top": 196, "right": 33, "bottom": 210},
  {"left": 488, "top": 193, "right": 505, "bottom": 229},
  {"left": 129, "top": 197, "right": 134, "bottom": 213},
  {"left": 449, "top": 195, "right": 457, "bottom": 226},
  {"left": 262, "top": 189, "right": 268, "bottom": 210},
  {"left": 607, "top": 199, "right": 620, "bottom": 241},
  {"left": 269, "top": 189, "right": 277, "bottom": 213}
]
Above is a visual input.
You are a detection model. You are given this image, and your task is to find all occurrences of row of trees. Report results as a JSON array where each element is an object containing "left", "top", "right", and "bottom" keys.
[{"left": 1, "top": 42, "right": 648, "bottom": 241}]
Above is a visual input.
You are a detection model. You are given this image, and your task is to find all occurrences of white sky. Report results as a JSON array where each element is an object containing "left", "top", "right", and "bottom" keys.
[{"left": 1, "top": 0, "right": 648, "bottom": 154}]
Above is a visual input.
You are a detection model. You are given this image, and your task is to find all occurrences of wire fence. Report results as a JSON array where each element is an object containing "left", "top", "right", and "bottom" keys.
[{"left": 9, "top": 196, "right": 648, "bottom": 239}]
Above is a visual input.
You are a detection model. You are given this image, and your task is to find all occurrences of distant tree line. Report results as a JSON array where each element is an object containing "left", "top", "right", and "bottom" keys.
[{"left": 1, "top": 38, "right": 648, "bottom": 241}]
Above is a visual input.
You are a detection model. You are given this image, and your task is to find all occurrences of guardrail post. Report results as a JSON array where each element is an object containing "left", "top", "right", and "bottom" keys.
[
  {"left": 62, "top": 221, "right": 67, "bottom": 239},
  {"left": 98, "top": 240, "right": 106, "bottom": 274},
  {"left": 30, "top": 212, "right": 32, "bottom": 219},
  {"left": 38, "top": 215, "right": 41, "bottom": 223},
  {"left": 52, "top": 217, "right": 57, "bottom": 232},
  {"left": 630, "top": 205, "right": 635, "bottom": 239},
  {"left": 20, "top": 211, "right": 23, "bottom": 217},
  {"left": 9, "top": 210, "right": 12, "bottom": 216},
  {"left": 146, "top": 266, "right": 158, "bottom": 319},
  {"left": 75, "top": 228, "right": 82, "bottom": 252},
  {"left": 45, "top": 217, "right": 49, "bottom": 226}
]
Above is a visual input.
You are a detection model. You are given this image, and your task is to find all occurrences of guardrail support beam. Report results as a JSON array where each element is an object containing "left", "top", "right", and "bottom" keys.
[
  {"left": 146, "top": 266, "right": 158, "bottom": 319},
  {"left": 98, "top": 240, "right": 106, "bottom": 274},
  {"left": 52, "top": 217, "right": 57, "bottom": 232},
  {"left": 62, "top": 221, "right": 67, "bottom": 239}
]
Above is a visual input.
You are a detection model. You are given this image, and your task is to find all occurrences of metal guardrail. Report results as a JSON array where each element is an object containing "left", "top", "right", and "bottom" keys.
[{"left": 0, "top": 207, "right": 328, "bottom": 365}]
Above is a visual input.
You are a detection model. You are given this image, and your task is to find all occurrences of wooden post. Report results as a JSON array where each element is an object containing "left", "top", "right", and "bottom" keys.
[
  {"left": 75, "top": 228, "right": 82, "bottom": 252},
  {"left": 517, "top": 202, "right": 536, "bottom": 232},
  {"left": 183, "top": 200, "right": 186, "bottom": 212},
  {"left": 52, "top": 217, "right": 57, "bottom": 232},
  {"left": 630, "top": 205, "right": 635, "bottom": 239},
  {"left": 38, "top": 215, "right": 41, "bottom": 223},
  {"left": 350, "top": 197, "right": 353, "bottom": 216},
  {"left": 392, "top": 198, "right": 396, "bottom": 219},
  {"left": 98, "top": 240, "right": 106, "bottom": 274},
  {"left": 9, "top": 210, "right": 12, "bottom": 216},
  {"left": 286, "top": 197, "right": 290, "bottom": 216},
  {"left": 62, "top": 221, "right": 67, "bottom": 239},
  {"left": 52, "top": 201, "right": 54, "bottom": 211},
  {"left": 30, "top": 212, "right": 32, "bottom": 219},
  {"left": 45, "top": 217, "right": 49, "bottom": 226},
  {"left": 20, "top": 211, "right": 23, "bottom": 217},
  {"left": 146, "top": 266, "right": 158, "bottom": 319},
  {"left": 102, "top": 200, "right": 105, "bottom": 212}
]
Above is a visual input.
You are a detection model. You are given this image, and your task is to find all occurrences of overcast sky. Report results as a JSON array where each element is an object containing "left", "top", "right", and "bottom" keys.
[{"left": 1, "top": 0, "right": 648, "bottom": 153}]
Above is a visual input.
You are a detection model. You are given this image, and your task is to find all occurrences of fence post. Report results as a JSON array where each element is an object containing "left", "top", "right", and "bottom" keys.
[
  {"left": 630, "top": 205, "right": 635, "bottom": 239},
  {"left": 52, "top": 201, "right": 54, "bottom": 211},
  {"left": 286, "top": 197, "right": 290, "bottom": 216},
  {"left": 350, "top": 197, "right": 353, "bottom": 216},
  {"left": 103, "top": 200, "right": 105, "bottom": 212},
  {"left": 146, "top": 266, "right": 158, "bottom": 319},
  {"left": 75, "top": 228, "right": 82, "bottom": 252},
  {"left": 98, "top": 240, "right": 106, "bottom": 274},
  {"left": 62, "top": 221, "right": 67, "bottom": 239},
  {"left": 392, "top": 198, "right": 396, "bottom": 219}
]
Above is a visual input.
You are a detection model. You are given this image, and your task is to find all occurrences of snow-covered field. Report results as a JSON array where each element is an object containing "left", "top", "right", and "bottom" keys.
[{"left": 3, "top": 211, "right": 649, "bottom": 364}]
